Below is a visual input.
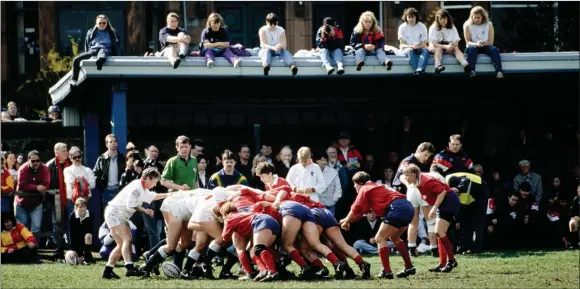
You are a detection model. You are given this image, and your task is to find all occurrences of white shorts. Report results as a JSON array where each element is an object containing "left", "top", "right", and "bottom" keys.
[
  {"left": 104, "top": 206, "right": 132, "bottom": 228},
  {"left": 160, "top": 193, "right": 194, "bottom": 221},
  {"left": 406, "top": 187, "right": 429, "bottom": 208},
  {"left": 190, "top": 200, "right": 217, "bottom": 223}
]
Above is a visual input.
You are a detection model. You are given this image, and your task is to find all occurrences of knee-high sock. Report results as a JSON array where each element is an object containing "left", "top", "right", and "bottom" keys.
[
  {"left": 438, "top": 238, "right": 447, "bottom": 266},
  {"left": 252, "top": 255, "right": 267, "bottom": 271},
  {"left": 394, "top": 242, "right": 413, "bottom": 269},
  {"left": 238, "top": 252, "right": 254, "bottom": 274},
  {"left": 288, "top": 249, "right": 307, "bottom": 267},
  {"left": 440, "top": 236, "right": 455, "bottom": 262},
  {"left": 259, "top": 249, "right": 278, "bottom": 273},
  {"left": 378, "top": 247, "right": 391, "bottom": 273},
  {"left": 220, "top": 254, "right": 239, "bottom": 274}
]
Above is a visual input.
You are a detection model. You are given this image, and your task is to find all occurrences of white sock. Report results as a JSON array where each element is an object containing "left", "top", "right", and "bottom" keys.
[
  {"left": 430, "top": 244, "right": 438, "bottom": 249},
  {"left": 124, "top": 261, "right": 134, "bottom": 266},
  {"left": 188, "top": 250, "right": 201, "bottom": 261},
  {"left": 408, "top": 243, "right": 417, "bottom": 248},
  {"left": 106, "top": 262, "right": 115, "bottom": 268}
]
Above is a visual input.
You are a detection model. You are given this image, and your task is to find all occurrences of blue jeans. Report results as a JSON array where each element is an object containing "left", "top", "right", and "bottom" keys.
[
  {"left": 465, "top": 45, "right": 502, "bottom": 73},
  {"left": 43, "top": 200, "right": 59, "bottom": 244},
  {"left": 259, "top": 49, "right": 295, "bottom": 66},
  {"left": 404, "top": 48, "right": 429, "bottom": 71},
  {"left": 141, "top": 203, "right": 163, "bottom": 249},
  {"left": 325, "top": 205, "right": 336, "bottom": 216},
  {"left": 65, "top": 200, "right": 75, "bottom": 246},
  {"left": 319, "top": 48, "right": 344, "bottom": 67},
  {"left": 355, "top": 48, "right": 389, "bottom": 65},
  {"left": 15, "top": 203, "right": 43, "bottom": 234},
  {"left": 353, "top": 240, "right": 379, "bottom": 254},
  {"left": 1, "top": 196, "right": 12, "bottom": 213}
]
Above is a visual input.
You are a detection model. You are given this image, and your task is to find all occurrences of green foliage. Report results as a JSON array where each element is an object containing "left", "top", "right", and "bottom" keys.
[{"left": 16, "top": 37, "right": 79, "bottom": 119}]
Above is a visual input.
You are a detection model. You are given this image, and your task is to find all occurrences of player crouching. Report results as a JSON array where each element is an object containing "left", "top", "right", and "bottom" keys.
[{"left": 102, "top": 168, "right": 171, "bottom": 279}]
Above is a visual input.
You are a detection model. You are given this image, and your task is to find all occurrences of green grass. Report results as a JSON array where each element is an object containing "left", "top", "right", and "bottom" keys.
[{"left": 2, "top": 250, "right": 579, "bottom": 288}]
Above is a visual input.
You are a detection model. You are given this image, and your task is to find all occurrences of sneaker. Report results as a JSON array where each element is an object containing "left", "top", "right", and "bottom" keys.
[
  {"left": 238, "top": 271, "right": 258, "bottom": 280},
  {"left": 377, "top": 270, "right": 394, "bottom": 279},
  {"left": 263, "top": 65, "right": 271, "bottom": 76},
  {"left": 464, "top": 64, "right": 472, "bottom": 74},
  {"left": 153, "top": 264, "right": 161, "bottom": 276},
  {"left": 417, "top": 243, "right": 430, "bottom": 254},
  {"left": 70, "top": 80, "right": 78, "bottom": 87},
  {"left": 207, "top": 60, "right": 215, "bottom": 69},
  {"left": 337, "top": 64, "right": 345, "bottom": 75},
  {"left": 385, "top": 60, "right": 393, "bottom": 71},
  {"left": 470, "top": 70, "right": 476, "bottom": 78},
  {"left": 395, "top": 267, "right": 416, "bottom": 278},
  {"left": 260, "top": 271, "right": 281, "bottom": 282},
  {"left": 441, "top": 260, "right": 458, "bottom": 273},
  {"left": 102, "top": 270, "right": 121, "bottom": 279},
  {"left": 333, "top": 261, "right": 346, "bottom": 280},
  {"left": 344, "top": 267, "right": 356, "bottom": 280},
  {"left": 142, "top": 252, "right": 149, "bottom": 262},
  {"left": 253, "top": 270, "right": 269, "bottom": 281},
  {"left": 219, "top": 271, "right": 237, "bottom": 279},
  {"left": 180, "top": 269, "right": 199, "bottom": 280},
  {"left": 435, "top": 64, "right": 445, "bottom": 73},
  {"left": 409, "top": 246, "right": 419, "bottom": 257},
  {"left": 359, "top": 261, "right": 371, "bottom": 279},
  {"left": 178, "top": 53, "right": 186, "bottom": 60},
  {"left": 290, "top": 64, "right": 298, "bottom": 76},
  {"left": 201, "top": 263, "right": 215, "bottom": 279},
  {"left": 126, "top": 267, "right": 144, "bottom": 277},
  {"left": 429, "top": 264, "right": 444, "bottom": 272},
  {"left": 172, "top": 58, "right": 181, "bottom": 69},
  {"left": 496, "top": 71, "right": 504, "bottom": 79},
  {"left": 356, "top": 61, "right": 364, "bottom": 71},
  {"left": 212, "top": 256, "right": 224, "bottom": 266},
  {"left": 233, "top": 59, "right": 241, "bottom": 68},
  {"left": 299, "top": 264, "right": 315, "bottom": 280},
  {"left": 314, "top": 266, "right": 329, "bottom": 278}
]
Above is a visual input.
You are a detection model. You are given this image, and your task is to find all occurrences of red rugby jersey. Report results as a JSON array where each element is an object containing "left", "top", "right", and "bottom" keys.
[{"left": 350, "top": 182, "right": 406, "bottom": 220}]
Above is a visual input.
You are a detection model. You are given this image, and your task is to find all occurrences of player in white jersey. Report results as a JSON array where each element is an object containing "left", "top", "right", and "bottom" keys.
[{"left": 102, "top": 168, "right": 170, "bottom": 279}]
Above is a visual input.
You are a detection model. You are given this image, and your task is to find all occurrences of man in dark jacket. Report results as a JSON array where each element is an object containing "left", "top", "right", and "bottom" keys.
[
  {"left": 141, "top": 145, "right": 166, "bottom": 249},
  {"left": 352, "top": 211, "right": 384, "bottom": 254},
  {"left": 93, "top": 134, "right": 125, "bottom": 219},
  {"left": 16, "top": 150, "right": 51, "bottom": 237},
  {"left": 433, "top": 134, "right": 473, "bottom": 176}
]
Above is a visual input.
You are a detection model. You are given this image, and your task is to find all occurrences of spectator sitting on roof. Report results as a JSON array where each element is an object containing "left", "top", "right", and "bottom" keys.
[{"left": 40, "top": 105, "right": 61, "bottom": 122}]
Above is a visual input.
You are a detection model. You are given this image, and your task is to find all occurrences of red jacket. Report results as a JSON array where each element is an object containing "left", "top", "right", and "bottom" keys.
[
  {"left": 350, "top": 182, "right": 405, "bottom": 220},
  {"left": 16, "top": 162, "right": 50, "bottom": 210},
  {"left": 336, "top": 145, "right": 362, "bottom": 170},
  {"left": 1, "top": 168, "right": 14, "bottom": 195}
]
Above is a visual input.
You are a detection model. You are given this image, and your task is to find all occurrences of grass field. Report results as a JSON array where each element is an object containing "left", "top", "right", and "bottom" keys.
[{"left": 2, "top": 250, "right": 579, "bottom": 288}]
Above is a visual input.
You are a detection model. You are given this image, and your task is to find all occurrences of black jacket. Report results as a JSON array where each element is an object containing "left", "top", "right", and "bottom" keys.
[
  {"left": 93, "top": 151, "right": 125, "bottom": 191},
  {"left": 84, "top": 27, "right": 122, "bottom": 56},
  {"left": 143, "top": 158, "right": 166, "bottom": 193},
  {"left": 354, "top": 217, "right": 381, "bottom": 243}
]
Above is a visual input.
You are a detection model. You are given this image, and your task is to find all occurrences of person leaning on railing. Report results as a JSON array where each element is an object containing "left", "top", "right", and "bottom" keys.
[{"left": 15, "top": 150, "right": 50, "bottom": 236}]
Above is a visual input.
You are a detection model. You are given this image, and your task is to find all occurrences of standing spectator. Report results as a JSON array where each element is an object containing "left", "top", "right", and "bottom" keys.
[
  {"left": 362, "top": 153, "right": 381, "bottom": 182},
  {"left": 142, "top": 145, "right": 165, "bottom": 250},
  {"left": 396, "top": 116, "right": 418, "bottom": 159},
  {"left": 336, "top": 132, "right": 362, "bottom": 174},
  {"left": 68, "top": 198, "right": 94, "bottom": 264},
  {"left": 5, "top": 152, "right": 19, "bottom": 182},
  {"left": 393, "top": 142, "right": 436, "bottom": 192},
  {"left": 376, "top": 167, "right": 395, "bottom": 188},
  {"left": 513, "top": 160, "right": 543, "bottom": 204},
  {"left": 1, "top": 213, "right": 37, "bottom": 264},
  {"left": 258, "top": 13, "right": 298, "bottom": 76},
  {"left": 64, "top": 146, "right": 96, "bottom": 219},
  {"left": 119, "top": 158, "right": 143, "bottom": 189},
  {"left": 286, "top": 147, "right": 326, "bottom": 203},
  {"left": 350, "top": 11, "right": 393, "bottom": 72},
  {"left": 235, "top": 145, "right": 252, "bottom": 180},
  {"left": 314, "top": 152, "right": 342, "bottom": 215},
  {"left": 398, "top": 7, "right": 429, "bottom": 75},
  {"left": 1, "top": 155, "right": 15, "bottom": 213},
  {"left": 428, "top": 9, "right": 471, "bottom": 74},
  {"left": 191, "top": 139, "right": 205, "bottom": 158},
  {"left": 208, "top": 150, "right": 248, "bottom": 189},
  {"left": 326, "top": 146, "right": 348, "bottom": 189},
  {"left": 463, "top": 6, "right": 503, "bottom": 78},
  {"left": 260, "top": 143, "right": 274, "bottom": 164},
  {"left": 316, "top": 16, "right": 345, "bottom": 74},
  {"left": 433, "top": 134, "right": 473, "bottom": 176},
  {"left": 196, "top": 154, "right": 210, "bottom": 189},
  {"left": 45, "top": 142, "right": 71, "bottom": 247},
  {"left": 200, "top": 12, "right": 240, "bottom": 68},
  {"left": 250, "top": 154, "right": 267, "bottom": 191},
  {"left": 71, "top": 15, "right": 122, "bottom": 84},
  {"left": 274, "top": 145, "right": 293, "bottom": 178},
  {"left": 159, "top": 12, "right": 191, "bottom": 69},
  {"left": 352, "top": 212, "right": 384, "bottom": 255},
  {"left": 93, "top": 134, "right": 125, "bottom": 215},
  {"left": 16, "top": 150, "right": 50, "bottom": 236}
]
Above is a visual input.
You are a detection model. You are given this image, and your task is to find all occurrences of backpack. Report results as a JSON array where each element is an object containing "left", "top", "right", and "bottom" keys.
[{"left": 72, "top": 176, "right": 90, "bottom": 203}]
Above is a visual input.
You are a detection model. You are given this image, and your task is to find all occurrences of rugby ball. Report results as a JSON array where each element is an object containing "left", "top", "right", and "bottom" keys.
[
  {"left": 65, "top": 251, "right": 79, "bottom": 265},
  {"left": 162, "top": 262, "right": 181, "bottom": 279}
]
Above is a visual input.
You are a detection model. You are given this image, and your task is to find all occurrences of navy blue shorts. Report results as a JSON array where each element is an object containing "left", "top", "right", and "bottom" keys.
[
  {"left": 279, "top": 201, "right": 316, "bottom": 223},
  {"left": 251, "top": 214, "right": 281, "bottom": 236},
  {"left": 311, "top": 207, "right": 339, "bottom": 230},
  {"left": 383, "top": 198, "right": 414, "bottom": 228},
  {"left": 237, "top": 206, "right": 251, "bottom": 213},
  {"left": 437, "top": 192, "right": 460, "bottom": 222}
]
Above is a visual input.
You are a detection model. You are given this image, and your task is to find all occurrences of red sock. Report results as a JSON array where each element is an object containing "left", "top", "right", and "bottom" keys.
[
  {"left": 331, "top": 246, "right": 349, "bottom": 264},
  {"left": 259, "top": 249, "right": 278, "bottom": 273},
  {"left": 325, "top": 252, "right": 340, "bottom": 265},
  {"left": 238, "top": 252, "right": 254, "bottom": 274},
  {"left": 437, "top": 238, "right": 447, "bottom": 266},
  {"left": 378, "top": 247, "right": 391, "bottom": 273},
  {"left": 394, "top": 242, "right": 413, "bottom": 269},
  {"left": 353, "top": 255, "right": 364, "bottom": 265},
  {"left": 252, "top": 255, "right": 267, "bottom": 272},
  {"left": 312, "top": 258, "right": 324, "bottom": 268},
  {"left": 289, "top": 249, "right": 307, "bottom": 267},
  {"left": 440, "top": 235, "right": 455, "bottom": 262}
]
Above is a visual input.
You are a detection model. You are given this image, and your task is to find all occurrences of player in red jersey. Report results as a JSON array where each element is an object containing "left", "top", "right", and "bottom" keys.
[
  {"left": 402, "top": 164, "right": 460, "bottom": 273},
  {"left": 256, "top": 162, "right": 290, "bottom": 190},
  {"left": 340, "top": 171, "right": 416, "bottom": 279}
]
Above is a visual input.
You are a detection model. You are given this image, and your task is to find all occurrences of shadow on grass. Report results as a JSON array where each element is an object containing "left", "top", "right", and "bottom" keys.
[{"left": 463, "top": 249, "right": 568, "bottom": 259}]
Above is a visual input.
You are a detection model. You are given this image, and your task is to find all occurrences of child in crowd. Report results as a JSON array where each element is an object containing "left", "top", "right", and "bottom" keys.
[{"left": 68, "top": 198, "right": 95, "bottom": 264}]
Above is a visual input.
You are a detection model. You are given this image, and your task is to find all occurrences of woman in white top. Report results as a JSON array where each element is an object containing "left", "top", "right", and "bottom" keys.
[
  {"left": 464, "top": 6, "right": 504, "bottom": 78},
  {"left": 63, "top": 147, "right": 96, "bottom": 220},
  {"left": 102, "top": 168, "right": 170, "bottom": 279},
  {"left": 398, "top": 7, "right": 429, "bottom": 75},
  {"left": 428, "top": 9, "right": 471, "bottom": 74},
  {"left": 258, "top": 13, "right": 298, "bottom": 76}
]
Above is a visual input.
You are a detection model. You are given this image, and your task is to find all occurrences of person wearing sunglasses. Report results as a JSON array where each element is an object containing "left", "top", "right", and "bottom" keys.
[
  {"left": 64, "top": 146, "right": 96, "bottom": 220},
  {"left": 15, "top": 150, "right": 50, "bottom": 238},
  {"left": 70, "top": 14, "right": 122, "bottom": 85}
]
